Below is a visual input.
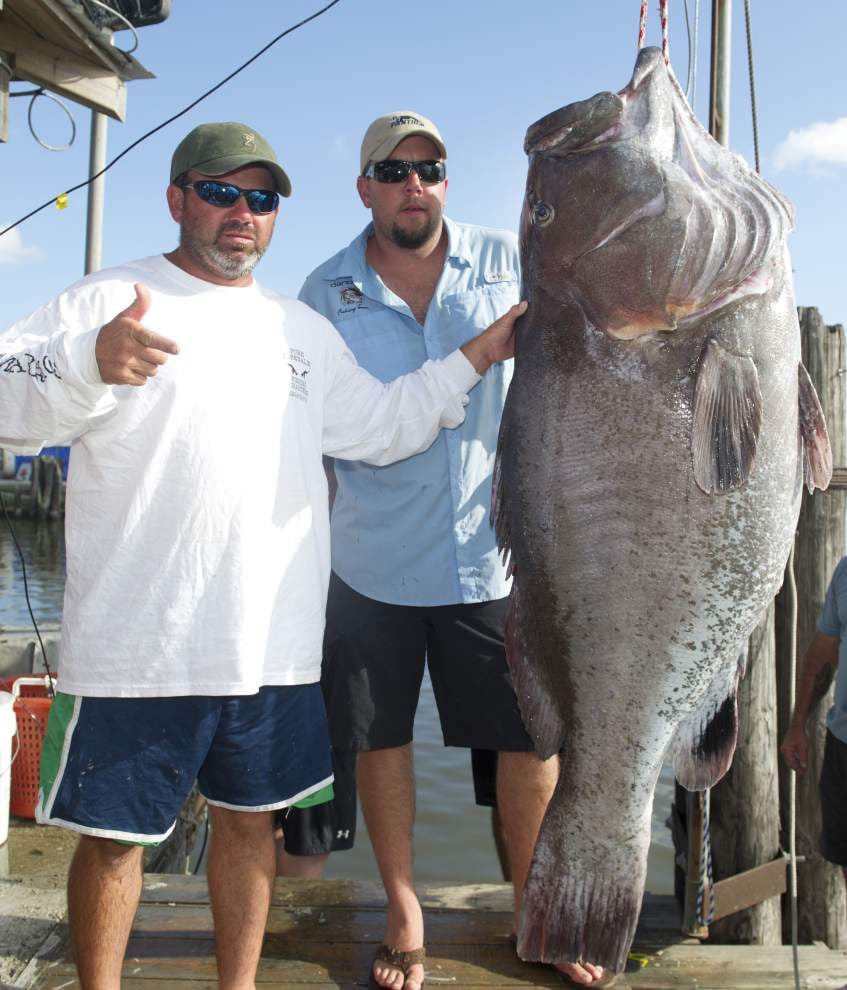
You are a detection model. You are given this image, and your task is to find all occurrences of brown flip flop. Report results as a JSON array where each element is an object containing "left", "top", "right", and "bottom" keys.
[{"left": 369, "top": 943, "right": 426, "bottom": 989}]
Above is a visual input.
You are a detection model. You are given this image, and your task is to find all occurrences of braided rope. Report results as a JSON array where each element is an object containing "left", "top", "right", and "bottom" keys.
[
  {"left": 660, "top": 0, "right": 670, "bottom": 63},
  {"left": 744, "top": 0, "right": 761, "bottom": 174},
  {"left": 695, "top": 788, "right": 716, "bottom": 926},
  {"left": 638, "top": 0, "right": 648, "bottom": 49}
]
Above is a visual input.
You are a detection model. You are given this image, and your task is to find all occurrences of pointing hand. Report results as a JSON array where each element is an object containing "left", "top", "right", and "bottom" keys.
[{"left": 95, "top": 283, "right": 179, "bottom": 385}]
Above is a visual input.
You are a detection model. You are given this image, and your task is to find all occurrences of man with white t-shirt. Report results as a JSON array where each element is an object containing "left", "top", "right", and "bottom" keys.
[{"left": 0, "top": 121, "right": 524, "bottom": 990}]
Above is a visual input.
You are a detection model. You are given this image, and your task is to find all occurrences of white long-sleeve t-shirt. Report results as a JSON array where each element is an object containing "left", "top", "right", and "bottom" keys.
[{"left": 0, "top": 255, "right": 481, "bottom": 696}]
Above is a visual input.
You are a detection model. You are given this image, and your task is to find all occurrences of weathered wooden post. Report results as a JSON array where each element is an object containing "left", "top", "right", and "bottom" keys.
[
  {"left": 696, "top": 0, "right": 784, "bottom": 939},
  {"left": 775, "top": 307, "right": 847, "bottom": 949},
  {"left": 709, "top": 598, "right": 782, "bottom": 943}
]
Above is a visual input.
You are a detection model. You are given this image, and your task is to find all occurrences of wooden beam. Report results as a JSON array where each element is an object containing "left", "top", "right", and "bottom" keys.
[
  {"left": 1, "top": 23, "right": 126, "bottom": 120},
  {"left": 14, "top": 0, "right": 127, "bottom": 74},
  {"left": 710, "top": 856, "right": 787, "bottom": 922}
]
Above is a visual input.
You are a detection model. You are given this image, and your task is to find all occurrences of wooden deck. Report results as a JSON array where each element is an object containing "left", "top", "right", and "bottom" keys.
[{"left": 13, "top": 876, "right": 847, "bottom": 988}]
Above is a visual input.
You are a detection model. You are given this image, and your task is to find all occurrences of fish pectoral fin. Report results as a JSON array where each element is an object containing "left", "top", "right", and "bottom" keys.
[
  {"left": 692, "top": 338, "right": 762, "bottom": 494},
  {"left": 798, "top": 361, "right": 833, "bottom": 493},
  {"left": 671, "top": 681, "right": 739, "bottom": 791},
  {"left": 505, "top": 581, "right": 566, "bottom": 759}
]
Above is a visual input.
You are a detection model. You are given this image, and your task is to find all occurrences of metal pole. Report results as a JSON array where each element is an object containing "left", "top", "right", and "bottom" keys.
[
  {"left": 84, "top": 110, "right": 108, "bottom": 275},
  {"left": 0, "top": 51, "right": 12, "bottom": 144},
  {"left": 709, "top": 0, "right": 732, "bottom": 145}
]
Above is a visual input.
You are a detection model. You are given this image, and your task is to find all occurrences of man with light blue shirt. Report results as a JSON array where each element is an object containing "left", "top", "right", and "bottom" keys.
[
  {"left": 278, "top": 111, "right": 607, "bottom": 990},
  {"left": 781, "top": 557, "right": 847, "bottom": 897}
]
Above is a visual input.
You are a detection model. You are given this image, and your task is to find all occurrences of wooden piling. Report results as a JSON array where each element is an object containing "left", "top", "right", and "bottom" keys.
[
  {"left": 775, "top": 307, "right": 847, "bottom": 949},
  {"left": 709, "top": 599, "right": 782, "bottom": 944}
]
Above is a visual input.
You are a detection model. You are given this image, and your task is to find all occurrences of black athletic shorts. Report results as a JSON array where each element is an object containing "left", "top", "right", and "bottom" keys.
[
  {"left": 276, "top": 745, "right": 498, "bottom": 857},
  {"left": 471, "top": 749, "right": 498, "bottom": 808},
  {"left": 321, "top": 573, "right": 534, "bottom": 752},
  {"left": 275, "top": 748, "right": 357, "bottom": 856},
  {"left": 819, "top": 729, "right": 847, "bottom": 866}
]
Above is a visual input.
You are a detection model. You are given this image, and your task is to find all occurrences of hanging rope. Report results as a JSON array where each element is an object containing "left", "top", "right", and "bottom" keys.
[
  {"left": 683, "top": 0, "right": 701, "bottom": 103},
  {"left": 638, "top": 0, "right": 648, "bottom": 49},
  {"left": 743, "top": 0, "right": 761, "bottom": 173},
  {"left": 637, "top": 1, "right": 670, "bottom": 64},
  {"left": 695, "top": 789, "right": 716, "bottom": 926}
]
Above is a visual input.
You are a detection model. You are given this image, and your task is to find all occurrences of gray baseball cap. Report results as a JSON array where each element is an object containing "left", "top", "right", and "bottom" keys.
[
  {"left": 170, "top": 122, "right": 292, "bottom": 196},
  {"left": 359, "top": 110, "right": 447, "bottom": 174}
]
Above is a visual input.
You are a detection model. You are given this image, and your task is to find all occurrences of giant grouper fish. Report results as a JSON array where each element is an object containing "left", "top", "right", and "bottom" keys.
[{"left": 492, "top": 46, "right": 832, "bottom": 976}]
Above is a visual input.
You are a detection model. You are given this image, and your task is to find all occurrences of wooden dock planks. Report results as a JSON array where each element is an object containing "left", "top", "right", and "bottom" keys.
[{"left": 18, "top": 876, "right": 847, "bottom": 988}]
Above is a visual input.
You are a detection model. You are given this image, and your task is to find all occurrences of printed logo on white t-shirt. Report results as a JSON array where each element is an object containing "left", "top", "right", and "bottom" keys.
[{"left": 286, "top": 348, "right": 311, "bottom": 402}]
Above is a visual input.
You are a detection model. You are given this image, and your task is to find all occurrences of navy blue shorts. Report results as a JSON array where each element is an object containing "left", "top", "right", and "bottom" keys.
[{"left": 36, "top": 685, "right": 333, "bottom": 845}]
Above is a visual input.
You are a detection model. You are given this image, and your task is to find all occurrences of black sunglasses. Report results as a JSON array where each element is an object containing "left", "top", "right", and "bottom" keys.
[
  {"left": 177, "top": 179, "right": 279, "bottom": 215},
  {"left": 364, "top": 159, "right": 446, "bottom": 185}
]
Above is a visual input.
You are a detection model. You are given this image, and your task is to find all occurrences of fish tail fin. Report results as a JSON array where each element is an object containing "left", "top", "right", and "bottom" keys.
[
  {"left": 671, "top": 672, "right": 739, "bottom": 790},
  {"left": 798, "top": 361, "right": 832, "bottom": 493},
  {"left": 505, "top": 581, "right": 566, "bottom": 759},
  {"left": 517, "top": 844, "right": 642, "bottom": 973}
]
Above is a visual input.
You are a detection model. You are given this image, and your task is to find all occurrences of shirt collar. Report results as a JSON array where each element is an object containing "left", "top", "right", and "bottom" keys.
[{"left": 333, "top": 214, "right": 471, "bottom": 287}]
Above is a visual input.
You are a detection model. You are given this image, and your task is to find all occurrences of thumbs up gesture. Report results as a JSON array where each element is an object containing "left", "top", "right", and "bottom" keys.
[{"left": 95, "top": 283, "right": 179, "bottom": 385}]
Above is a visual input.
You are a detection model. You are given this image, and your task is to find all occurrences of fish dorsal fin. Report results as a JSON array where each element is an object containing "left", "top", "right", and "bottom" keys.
[
  {"left": 798, "top": 361, "right": 833, "bottom": 493},
  {"left": 692, "top": 338, "right": 762, "bottom": 494}
]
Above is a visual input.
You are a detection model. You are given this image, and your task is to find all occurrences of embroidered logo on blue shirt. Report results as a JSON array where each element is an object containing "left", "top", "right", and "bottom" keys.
[{"left": 483, "top": 271, "right": 517, "bottom": 284}]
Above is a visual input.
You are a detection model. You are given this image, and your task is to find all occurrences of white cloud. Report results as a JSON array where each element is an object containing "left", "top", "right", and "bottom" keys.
[
  {"left": 774, "top": 117, "right": 847, "bottom": 172},
  {"left": 0, "top": 225, "right": 44, "bottom": 265}
]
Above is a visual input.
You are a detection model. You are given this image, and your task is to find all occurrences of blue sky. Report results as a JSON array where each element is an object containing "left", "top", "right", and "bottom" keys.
[{"left": 1, "top": 0, "right": 845, "bottom": 329}]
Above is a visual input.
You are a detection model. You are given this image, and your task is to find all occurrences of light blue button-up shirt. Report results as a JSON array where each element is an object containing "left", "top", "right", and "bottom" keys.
[
  {"left": 817, "top": 556, "right": 847, "bottom": 744},
  {"left": 298, "top": 216, "right": 520, "bottom": 606}
]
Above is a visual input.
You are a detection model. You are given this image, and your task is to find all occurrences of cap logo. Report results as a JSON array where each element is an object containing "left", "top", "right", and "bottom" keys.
[
  {"left": 390, "top": 115, "right": 423, "bottom": 128},
  {"left": 242, "top": 132, "right": 257, "bottom": 150}
]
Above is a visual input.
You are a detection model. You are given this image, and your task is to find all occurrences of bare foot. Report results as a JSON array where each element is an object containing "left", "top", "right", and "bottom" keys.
[
  {"left": 555, "top": 960, "right": 609, "bottom": 985},
  {"left": 372, "top": 899, "right": 425, "bottom": 990}
]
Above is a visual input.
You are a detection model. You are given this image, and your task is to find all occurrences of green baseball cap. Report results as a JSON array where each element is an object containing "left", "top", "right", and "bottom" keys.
[
  {"left": 170, "top": 121, "right": 292, "bottom": 197},
  {"left": 359, "top": 110, "right": 447, "bottom": 174}
]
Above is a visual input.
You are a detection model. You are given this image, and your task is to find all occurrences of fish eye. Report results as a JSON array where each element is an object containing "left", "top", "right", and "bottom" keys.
[{"left": 531, "top": 202, "right": 555, "bottom": 227}]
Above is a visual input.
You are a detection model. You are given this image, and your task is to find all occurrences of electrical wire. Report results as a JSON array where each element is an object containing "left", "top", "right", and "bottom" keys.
[
  {"left": 0, "top": 492, "right": 56, "bottom": 696},
  {"left": 83, "top": 0, "right": 140, "bottom": 55},
  {"left": 27, "top": 91, "right": 77, "bottom": 152},
  {"left": 0, "top": 0, "right": 344, "bottom": 240},
  {"left": 683, "top": 0, "right": 701, "bottom": 105}
]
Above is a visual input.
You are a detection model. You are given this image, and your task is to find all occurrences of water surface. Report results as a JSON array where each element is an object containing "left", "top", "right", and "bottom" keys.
[{"left": 0, "top": 517, "right": 675, "bottom": 892}]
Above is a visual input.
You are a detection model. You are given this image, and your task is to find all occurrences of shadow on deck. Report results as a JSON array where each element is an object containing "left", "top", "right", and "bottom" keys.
[{"left": 12, "top": 876, "right": 847, "bottom": 988}]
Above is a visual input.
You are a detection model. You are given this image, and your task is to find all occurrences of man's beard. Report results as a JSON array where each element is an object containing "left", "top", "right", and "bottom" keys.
[
  {"left": 181, "top": 222, "right": 265, "bottom": 280},
  {"left": 389, "top": 211, "right": 440, "bottom": 249}
]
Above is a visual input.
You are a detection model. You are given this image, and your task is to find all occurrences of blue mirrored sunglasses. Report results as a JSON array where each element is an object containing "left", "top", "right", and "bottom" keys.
[{"left": 177, "top": 179, "right": 279, "bottom": 215}]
